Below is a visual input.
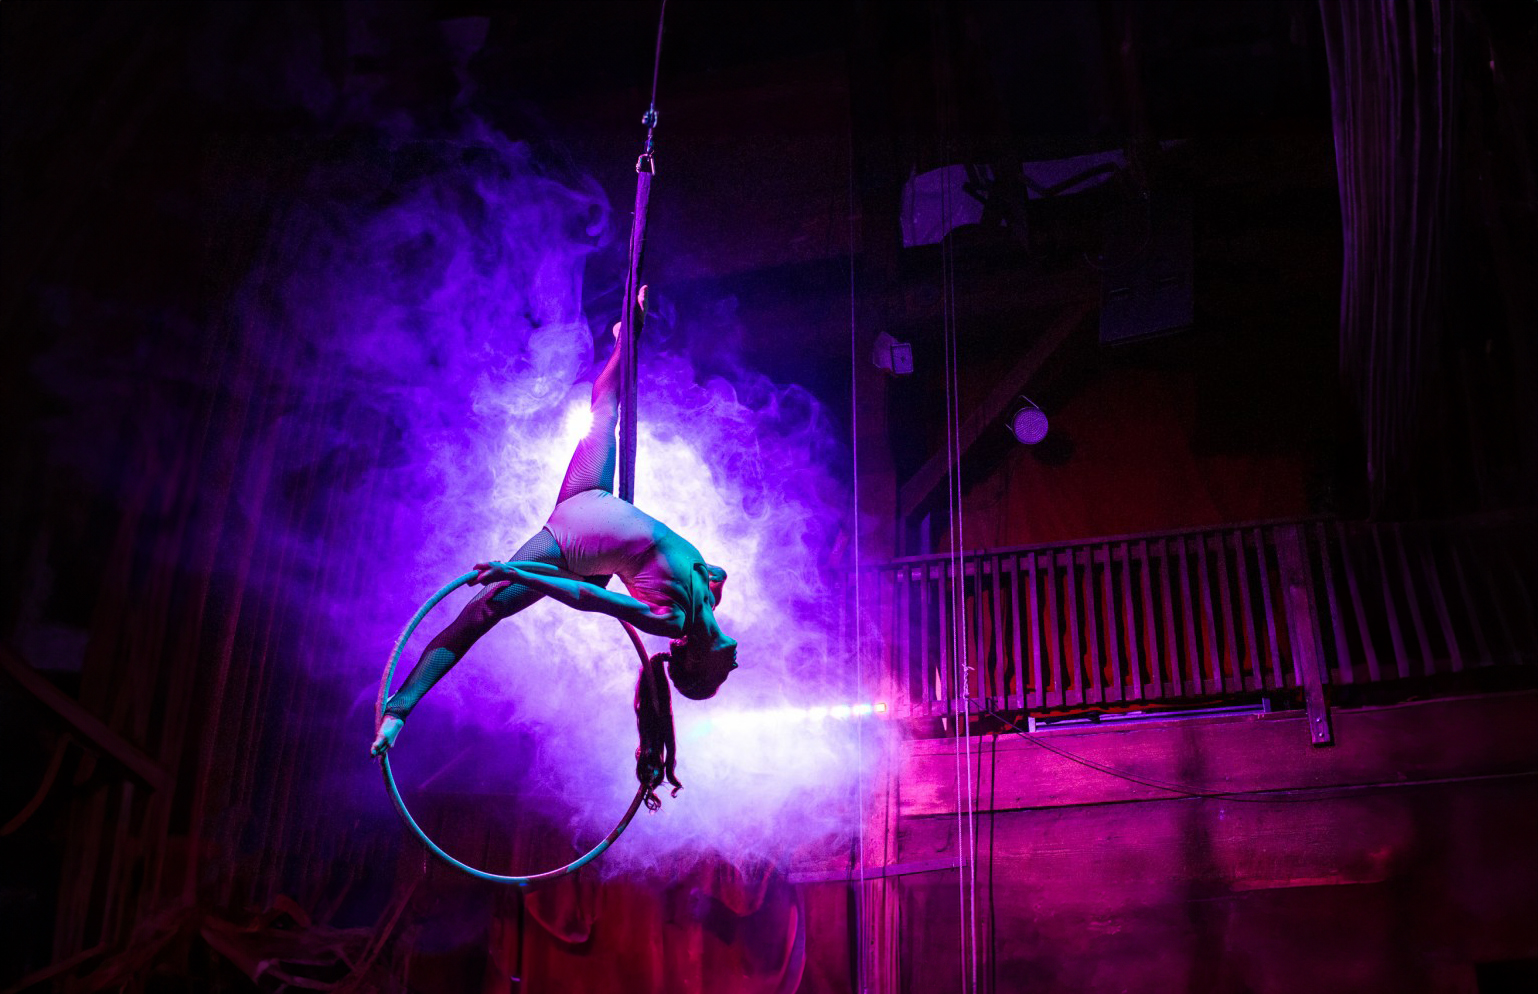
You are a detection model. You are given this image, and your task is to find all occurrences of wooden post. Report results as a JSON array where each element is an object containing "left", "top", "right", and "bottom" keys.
[{"left": 1276, "top": 525, "right": 1333, "bottom": 746}]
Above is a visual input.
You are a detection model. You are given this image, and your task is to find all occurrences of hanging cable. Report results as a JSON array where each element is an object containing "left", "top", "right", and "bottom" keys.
[
  {"left": 847, "top": 84, "right": 871, "bottom": 994},
  {"left": 933, "top": 4, "right": 980, "bottom": 987}
]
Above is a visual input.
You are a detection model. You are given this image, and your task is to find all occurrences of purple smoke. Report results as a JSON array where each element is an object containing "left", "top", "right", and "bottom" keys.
[{"left": 253, "top": 118, "right": 886, "bottom": 872}]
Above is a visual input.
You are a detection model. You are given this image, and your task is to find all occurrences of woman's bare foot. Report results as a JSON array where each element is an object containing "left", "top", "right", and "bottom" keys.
[{"left": 611, "top": 284, "right": 649, "bottom": 339}]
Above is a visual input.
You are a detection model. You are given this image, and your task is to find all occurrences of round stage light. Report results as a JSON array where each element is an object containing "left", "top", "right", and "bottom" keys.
[{"left": 1009, "top": 398, "right": 1049, "bottom": 445}]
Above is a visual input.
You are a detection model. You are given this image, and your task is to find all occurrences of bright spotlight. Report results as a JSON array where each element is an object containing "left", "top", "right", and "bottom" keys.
[{"left": 1009, "top": 397, "right": 1049, "bottom": 445}]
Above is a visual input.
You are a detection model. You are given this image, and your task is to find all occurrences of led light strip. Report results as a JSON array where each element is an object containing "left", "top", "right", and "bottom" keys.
[{"left": 691, "top": 702, "right": 889, "bottom": 733}]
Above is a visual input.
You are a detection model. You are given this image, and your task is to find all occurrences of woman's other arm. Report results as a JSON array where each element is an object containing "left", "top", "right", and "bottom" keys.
[{"left": 473, "top": 561, "right": 684, "bottom": 638}]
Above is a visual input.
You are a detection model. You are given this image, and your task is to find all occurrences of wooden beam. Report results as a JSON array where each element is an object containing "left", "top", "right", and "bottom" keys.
[
  {"left": 897, "top": 303, "right": 1090, "bottom": 520},
  {"left": 900, "top": 690, "right": 1538, "bottom": 816},
  {"left": 0, "top": 645, "right": 170, "bottom": 792},
  {"left": 788, "top": 856, "right": 963, "bottom": 885}
]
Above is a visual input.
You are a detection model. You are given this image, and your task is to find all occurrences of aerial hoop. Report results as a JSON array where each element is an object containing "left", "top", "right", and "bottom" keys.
[{"left": 376, "top": 570, "right": 652, "bottom": 887}]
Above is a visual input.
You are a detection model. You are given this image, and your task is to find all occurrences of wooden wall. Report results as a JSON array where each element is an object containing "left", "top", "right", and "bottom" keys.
[{"left": 888, "top": 692, "right": 1538, "bottom": 993}]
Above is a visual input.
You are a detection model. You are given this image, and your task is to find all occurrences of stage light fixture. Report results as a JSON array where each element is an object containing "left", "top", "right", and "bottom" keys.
[
  {"left": 1009, "top": 396, "right": 1049, "bottom": 445},
  {"left": 871, "top": 332, "right": 914, "bottom": 375}
]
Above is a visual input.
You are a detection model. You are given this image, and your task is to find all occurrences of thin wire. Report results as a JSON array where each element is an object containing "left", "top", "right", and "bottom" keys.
[
  {"left": 648, "top": 1, "right": 667, "bottom": 109},
  {"left": 936, "top": 72, "right": 966, "bottom": 994},
  {"left": 951, "top": 214, "right": 981, "bottom": 994},
  {"left": 642, "top": 0, "right": 668, "bottom": 154},
  {"left": 847, "top": 95, "right": 870, "bottom": 994},
  {"left": 940, "top": 106, "right": 963, "bottom": 994},
  {"left": 934, "top": 10, "right": 979, "bottom": 986}
]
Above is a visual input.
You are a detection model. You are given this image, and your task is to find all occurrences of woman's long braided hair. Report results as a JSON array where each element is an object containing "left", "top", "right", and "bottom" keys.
[
  {"left": 632, "top": 561, "right": 726, "bottom": 810},
  {"left": 634, "top": 646, "right": 681, "bottom": 811}
]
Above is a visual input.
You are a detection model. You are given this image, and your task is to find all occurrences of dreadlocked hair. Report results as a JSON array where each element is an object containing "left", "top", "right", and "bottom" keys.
[{"left": 634, "top": 649, "right": 681, "bottom": 811}]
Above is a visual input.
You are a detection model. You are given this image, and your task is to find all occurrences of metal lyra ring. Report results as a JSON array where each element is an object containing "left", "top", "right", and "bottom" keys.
[{"left": 376, "top": 570, "right": 649, "bottom": 887}]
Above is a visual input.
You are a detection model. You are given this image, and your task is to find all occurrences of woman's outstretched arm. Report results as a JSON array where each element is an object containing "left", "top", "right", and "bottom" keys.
[{"left": 473, "top": 560, "right": 685, "bottom": 638}]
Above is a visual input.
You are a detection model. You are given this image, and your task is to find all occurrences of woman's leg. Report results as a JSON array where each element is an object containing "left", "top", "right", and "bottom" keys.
[
  {"left": 554, "top": 400, "right": 619, "bottom": 505},
  {"left": 383, "top": 529, "right": 568, "bottom": 719},
  {"left": 553, "top": 301, "right": 634, "bottom": 505}
]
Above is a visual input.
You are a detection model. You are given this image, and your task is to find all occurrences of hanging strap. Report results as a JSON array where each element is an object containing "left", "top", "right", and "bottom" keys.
[
  {"left": 618, "top": 0, "right": 667, "bottom": 504},
  {"left": 618, "top": 161, "right": 651, "bottom": 504}
]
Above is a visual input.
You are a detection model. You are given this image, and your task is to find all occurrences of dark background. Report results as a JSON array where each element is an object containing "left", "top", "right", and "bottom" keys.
[{"left": 3, "top": 1, "right": 1534, "bottom": 991}]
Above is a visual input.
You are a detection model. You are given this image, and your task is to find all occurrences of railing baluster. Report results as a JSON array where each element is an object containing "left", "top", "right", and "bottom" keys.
[
  {"left": 1009, "top": 554, "right": 1026, "bottom": 709},
  {"left": 1138, "top": 539, "right": 1160, "bottom": 699},
  {"left": 919, "top": 562, "right": 932, "bottom": 717},
  {"left": 1119, "top": 542, "right": 1143, "bottom": 701},
  {"left": 1470, "top": 531, "right": 1521, "bottom": 666},
  {"left": 968, "top": 556, "right": 980, "bottom": 702},
  {"left": 1102, "top": 544, "right": 1124, "bottom": 703},
  {"left": 1194, "top": 532, "right": 1221, "bottom": 695},
  {"left": 937, "top": 560, "right": 952, "bottom": 715},
  {"left": 1334, "top": 522, "right": 1380, "bottom": 682},
  {"left": 1045, "top": 549, "right": 1063, "bottom": 708},
  {"left": 898, "top": 566, "right": 913, "bottom": 718},
  {"left": 1231, "top": 531, "right": 1261, "bottom": 692},
  {"left": 1447, "top": 539, "right": 1491, "bottom": 667},
  {"left": 1314, "top": 522, "right": 1353, "bottom": 685},
  {"left": 1065, "top": 549, "right": 1085, "bottom": 706},
  {"left": 1026, "top": 551, "right": 1043, "bottom": 709},
  {"left": 959, "top": 557, "right": 970, "bottom": 709},
  {"left": 891, "top": 568, "right": 904, "bottom": 713},
  {"left": 961, "top": 556, "right": 973, "bottom": 706},
  {"left": 1158, "top": 538, "right": 1182, "bottom": 697},
  {"left": 1176, "top": 536, "right": 1202, "bottom": 697},
  {"left": 1254, "top": 528, "right": 1284, "bottom": 689},
  {"left": 876, "top": 567, "right": 891, "bottom": 716},
  {"left": 1419, "top": 538, "right": 1463, "bottom": 673},
  {"left": 1371, "top": 526, "right": 1412, "bottom": 680},
  {"left": 973, "top": 555, "right": 987, "bottom": 702},
  {"left": 1107, "top": 541, "right": 1131, "bottom": 704},
  {"left": 1210, "top": 531, "right": 1239, "bottom": 694},
  {"left": 1080, "top": 548, "right": 1104, "bottom": 705},
  {"left": 1392, "top": 524, "right": 1437, "bottom": 677},
  {"left": 991, "top": 554, "right": 1007, "bottom": 708}
]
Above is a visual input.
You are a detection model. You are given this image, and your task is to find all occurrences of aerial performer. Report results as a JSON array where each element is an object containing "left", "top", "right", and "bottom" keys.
[
  {"left": 372, "top": 2, "right": 698, "bottom": 884},
  {"left": 371, "top": 288, "right": 739, "bottom": 812}
]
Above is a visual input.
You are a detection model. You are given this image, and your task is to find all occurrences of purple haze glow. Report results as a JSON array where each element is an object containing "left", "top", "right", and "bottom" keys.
[{"left": 257, "top": 119, "right": 888, "bottom": 873}]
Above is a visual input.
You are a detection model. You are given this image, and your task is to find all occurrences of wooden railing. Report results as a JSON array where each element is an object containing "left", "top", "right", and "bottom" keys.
[{"left": 869, "top": 513, "right": 1538, "bottom": 722}]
